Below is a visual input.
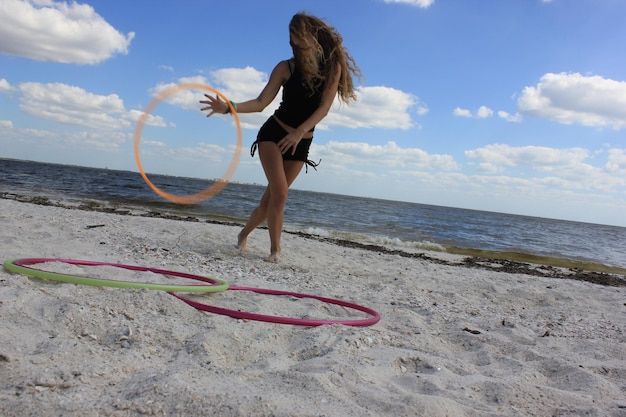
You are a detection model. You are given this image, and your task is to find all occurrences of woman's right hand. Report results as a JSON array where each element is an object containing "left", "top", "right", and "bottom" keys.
[{"left": 199, "top": 94, "right": 228, "bottom": 117}]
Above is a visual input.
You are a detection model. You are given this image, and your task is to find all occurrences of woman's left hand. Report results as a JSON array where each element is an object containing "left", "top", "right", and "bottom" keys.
[{"left": 277, "top": 131, "right": 304, "bottom": 155}]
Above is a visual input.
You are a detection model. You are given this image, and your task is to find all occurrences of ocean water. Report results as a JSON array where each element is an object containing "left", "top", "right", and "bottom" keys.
[{"left": 2, "top": 158, "right": 626, "bottom": 270}]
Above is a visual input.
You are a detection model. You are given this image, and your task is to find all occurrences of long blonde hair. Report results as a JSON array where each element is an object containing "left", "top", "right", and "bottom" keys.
[{"left": 289, "top": 12, "right": 361, "bottom": 103}]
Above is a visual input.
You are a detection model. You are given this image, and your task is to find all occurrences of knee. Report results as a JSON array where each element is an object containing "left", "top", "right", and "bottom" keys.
[{"left": 270, "top": 186, "right": 289, "bottom": 208}]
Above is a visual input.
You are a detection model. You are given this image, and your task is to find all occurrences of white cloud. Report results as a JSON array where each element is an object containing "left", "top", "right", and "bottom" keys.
[
  {"left": 606, "top": 148, "right": 626, "bottom": 174},
  {"left": 497, "top": 111, "right": 522, "bottom": 123},
  {"left": 315, "top": 140, "right": 458, "bottom": 170},
  {"left": 0, "top": 120, "right": 14, "bottom": 128},
  {"left": 126, "top": 109, "right": 169, "bottom": 128},
  {"left": 210, "top": 67, "right": 270, "bottom": 101},
  {"left": 14, "top": 80, "right": 167, "bottom": 129},
  {"left": 476, "top": 105, "right": 493, "bottom": 119},
  {"left": 0, "top": 0, "right": 135, "bottom": 64},
  {"left": 466, "top": 143, "right": 589, "bottom": 170},
  {"left": 151, "top": 76, "right": 212, "bottom": 111},
  {"left": 465, "top": 143, "right": 625, "bottom": 191},
  {"left": 328, "top": 86, "right": 423, "bottom": 130},
  {"left": 17, "top": 82, "right": 151, "bottom": 130},
  {"left": 518, "top": 72, "right": 626, "bottom": 129},
  {"left": 0, "top": 122, "right": 127, "bottom": 150},
  {"left": 453, "top": 105, "right": 493, "bottom": 119},
  {"left": 383, "top": 0, "right": 435, "bottom": 8},
  {"left": 0, "top": 78, "right": 13, "bottom": 92},
  {"left": 453, "top": 107, "right": 472, "bottom": 118}
]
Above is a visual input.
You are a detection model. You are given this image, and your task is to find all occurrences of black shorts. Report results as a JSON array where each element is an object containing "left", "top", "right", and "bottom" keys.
[{"left": 251, "top": 117, "right": 319, "bottom": 169}]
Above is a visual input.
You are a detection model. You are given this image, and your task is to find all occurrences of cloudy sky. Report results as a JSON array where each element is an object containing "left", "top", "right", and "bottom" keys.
[{"left": 1, "top": 0, "right": 625, "bottom": 227}]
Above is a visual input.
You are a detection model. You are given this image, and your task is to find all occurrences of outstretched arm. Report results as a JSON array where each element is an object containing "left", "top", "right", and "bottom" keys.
[{"left": 199, "top": 61, "right": 290, "bottom": 116}]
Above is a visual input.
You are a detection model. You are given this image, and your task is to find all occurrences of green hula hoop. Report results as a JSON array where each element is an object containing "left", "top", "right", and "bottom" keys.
[{"left": 3, "top": 258, "right": 229, "bottom": 293}]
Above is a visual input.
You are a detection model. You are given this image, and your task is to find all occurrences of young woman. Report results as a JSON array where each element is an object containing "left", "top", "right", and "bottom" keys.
[{"left": 200, "top": 12, "right": 360, "bottom": 262}]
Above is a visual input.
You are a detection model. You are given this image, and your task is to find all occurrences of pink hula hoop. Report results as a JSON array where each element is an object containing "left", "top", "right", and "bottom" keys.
[{"left": 171, "top": 286, "right": 381, "bottom": 327}]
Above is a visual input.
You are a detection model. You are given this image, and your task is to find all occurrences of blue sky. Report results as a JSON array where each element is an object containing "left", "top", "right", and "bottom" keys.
[{"left": 1, "top": 0, "right": 625, "bottom": 227}]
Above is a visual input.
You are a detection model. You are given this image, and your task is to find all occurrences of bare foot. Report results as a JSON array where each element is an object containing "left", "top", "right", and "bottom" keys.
[
  {"left": 236, "top": 231, "right": 247, "bottom": 250},
  {"left": 264, "top": 252, "right": 280, "bottom": 263}
]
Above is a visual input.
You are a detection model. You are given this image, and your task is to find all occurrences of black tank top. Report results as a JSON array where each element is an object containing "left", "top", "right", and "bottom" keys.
[{"left": 273, "top": 60, "right": 322, "bottom": 132}]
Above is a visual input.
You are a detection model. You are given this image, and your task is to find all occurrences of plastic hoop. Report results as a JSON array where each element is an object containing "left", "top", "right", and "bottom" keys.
[
  {"left": 171, "top": 286, "right": 381, "bottom": 327},
  {"left": 134, "top": 83, "right": 242, "bottom": 204},
  {"left": 3, "top": 258, "right": 229, "bottom": 292}
]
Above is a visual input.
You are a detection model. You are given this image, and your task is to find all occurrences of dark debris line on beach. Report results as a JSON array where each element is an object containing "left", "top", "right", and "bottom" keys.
[
  {"left": 297, "top": 233, "right": 626, "bottom": 288},
  {"left": 3, "top": 193, "right": 625, "bottom": 288}
]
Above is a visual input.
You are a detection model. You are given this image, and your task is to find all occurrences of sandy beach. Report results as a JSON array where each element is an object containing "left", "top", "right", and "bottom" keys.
[{"left": 1, "top": 197, "right": 625, "bottom": 417}]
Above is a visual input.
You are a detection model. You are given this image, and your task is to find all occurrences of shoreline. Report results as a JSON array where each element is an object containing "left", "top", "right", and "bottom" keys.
[
  {"left": 1, "top": 196, "right": 625, "bottom": 416},
  {"left": 3, "top": 192, "right": 625, "bottom": 287}
]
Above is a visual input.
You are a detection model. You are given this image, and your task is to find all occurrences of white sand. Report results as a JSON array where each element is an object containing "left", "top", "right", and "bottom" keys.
[{"left": 1, "top": 198, "right": 625, "bottom": 417}]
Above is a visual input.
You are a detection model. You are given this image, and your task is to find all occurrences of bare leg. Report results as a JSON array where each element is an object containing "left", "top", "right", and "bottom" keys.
[
  {"left": 237, "top": 189, "right": 270, "bottom": 250},
  {"left": 237, "top": 141, "right": 303, "bottom": 261}
]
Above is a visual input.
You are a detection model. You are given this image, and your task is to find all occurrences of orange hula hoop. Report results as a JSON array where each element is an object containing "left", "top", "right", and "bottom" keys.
[{"left": 133, "top": 83, "right": 242, "bottom": 204}]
